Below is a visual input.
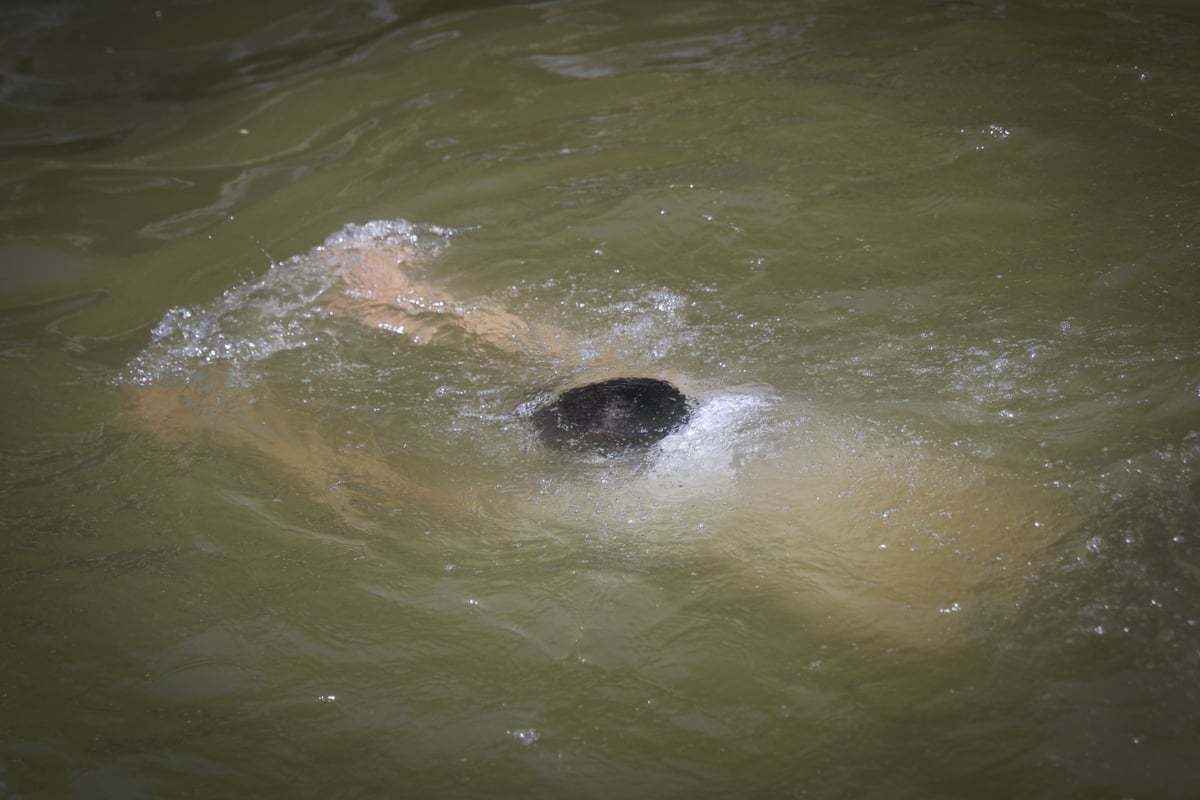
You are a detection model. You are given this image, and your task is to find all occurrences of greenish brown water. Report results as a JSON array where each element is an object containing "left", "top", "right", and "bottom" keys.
[{"left": 3, "top": 1, "right": 1199, "bottom": 798}]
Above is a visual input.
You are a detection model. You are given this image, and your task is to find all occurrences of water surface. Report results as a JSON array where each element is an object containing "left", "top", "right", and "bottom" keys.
[{"left": 2, "top": 1, "right": 1199, "bottom": 798}]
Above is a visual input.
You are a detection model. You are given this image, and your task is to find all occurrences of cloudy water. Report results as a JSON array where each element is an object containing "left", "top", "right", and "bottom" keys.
[{"left": 2, "top": 1, "right": 1199, "bottom": 798}]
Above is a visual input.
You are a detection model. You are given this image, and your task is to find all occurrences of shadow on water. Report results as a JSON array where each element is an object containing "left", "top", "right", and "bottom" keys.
[
  {"left": 135, "top": 0, "right": 534, "bottom": 104},
  {"left": 0, "top": 0, "right": 529, "bottom": 158}
]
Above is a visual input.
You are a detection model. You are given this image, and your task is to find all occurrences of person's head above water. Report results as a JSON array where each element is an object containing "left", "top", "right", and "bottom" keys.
[{"left": 532, "top": 377, "right": 692, "bottom": 452}]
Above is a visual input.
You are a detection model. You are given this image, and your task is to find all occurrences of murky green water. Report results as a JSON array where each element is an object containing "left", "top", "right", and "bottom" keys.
[{"left": 3, "top": 1, "right": 1199, "bottom": 797}]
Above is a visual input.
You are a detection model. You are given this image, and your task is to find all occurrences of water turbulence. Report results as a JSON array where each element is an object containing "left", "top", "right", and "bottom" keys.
[
  {"left": 3, "top": 0, "right": 1198, "bottom": 794},
  {"left": 120, "top": 217, "right": 788, "bottom": 527},
  {"left": 114, "top": 217, "right": 1097, "bottom": 658},
  {"left": 121, "top": 219, "right": 456, "bottom": 386}
]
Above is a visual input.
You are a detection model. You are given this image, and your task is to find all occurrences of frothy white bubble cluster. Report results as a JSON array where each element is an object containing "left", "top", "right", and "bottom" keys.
[{"left": 117, "top": 219, "right": 453, "bottom": 386}]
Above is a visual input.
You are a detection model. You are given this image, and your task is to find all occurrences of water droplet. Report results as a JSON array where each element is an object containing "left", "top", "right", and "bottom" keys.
[{"left": 508, "top": 728, "right": 539, "bottom": 746}]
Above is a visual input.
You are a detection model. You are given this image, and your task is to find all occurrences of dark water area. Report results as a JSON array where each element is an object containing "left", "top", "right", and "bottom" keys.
[{"left": 2, "top": 1, "right": 1199, "bottom": 798}]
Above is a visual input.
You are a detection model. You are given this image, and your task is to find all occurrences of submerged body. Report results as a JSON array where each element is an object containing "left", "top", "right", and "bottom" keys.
[{"left": 123, "top": 220, "right": 1079, "bottom": 647}]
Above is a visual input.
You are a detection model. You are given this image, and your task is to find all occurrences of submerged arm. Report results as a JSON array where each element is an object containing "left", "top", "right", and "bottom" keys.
[
  {"left": 124, "top": 378, "right": 467, "bottom": 524},
  {"left": 323, "top": 240, "right": 558, "bottom": 354}
]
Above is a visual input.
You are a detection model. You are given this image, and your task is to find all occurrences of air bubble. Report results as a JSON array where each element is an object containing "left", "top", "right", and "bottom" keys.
[{"left": 508, "top": 728, "right": 540, "bottom": 746}]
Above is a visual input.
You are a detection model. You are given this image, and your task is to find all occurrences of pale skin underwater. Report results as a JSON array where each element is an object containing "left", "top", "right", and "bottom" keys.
[{"left": 124, "top": 229, "right": 1081, "bottom": 646}]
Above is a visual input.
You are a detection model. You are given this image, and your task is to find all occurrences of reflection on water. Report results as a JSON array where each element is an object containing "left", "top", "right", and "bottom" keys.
[{"left": 3, "top": 0, "right": 1200, "bottom": 798}]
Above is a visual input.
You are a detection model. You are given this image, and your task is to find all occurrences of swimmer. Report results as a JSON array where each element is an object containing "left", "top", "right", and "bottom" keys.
[
  {"left": 123, "top": 222, "right": 1081, "bottom": 648},
  {"left": 124, "top": 227, "right": 691, "bottom": 529},
  {"left": 318, "top": 229, "right": 692, "bottom": 452},
  {"left": 532, "top": 377, "right": 692, "bottom": 452}
]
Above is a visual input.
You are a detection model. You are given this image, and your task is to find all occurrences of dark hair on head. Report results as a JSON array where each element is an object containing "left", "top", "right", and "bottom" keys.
[{"left": 532, "top": 377, "right": 691, "bottom": 452}]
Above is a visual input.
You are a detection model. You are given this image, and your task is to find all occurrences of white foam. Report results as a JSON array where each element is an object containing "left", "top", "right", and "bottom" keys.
[
  {"left": 118, "top": 219, "right": 453, "bottom": 386},
  {"left": 640, "top": 390, "right": 778, "bottom": 497}
]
